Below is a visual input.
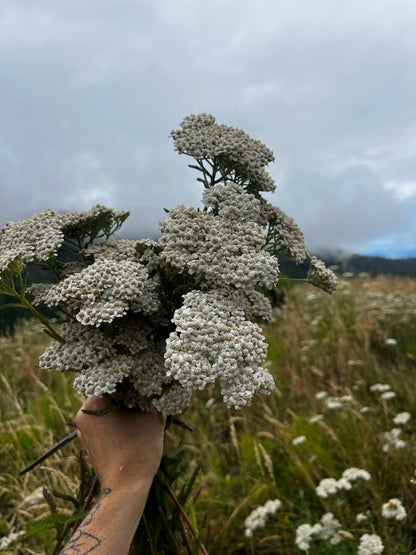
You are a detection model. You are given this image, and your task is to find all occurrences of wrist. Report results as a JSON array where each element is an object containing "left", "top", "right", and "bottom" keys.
[{"left": 101, "top": 472, "right": 156, "bottom": 497}]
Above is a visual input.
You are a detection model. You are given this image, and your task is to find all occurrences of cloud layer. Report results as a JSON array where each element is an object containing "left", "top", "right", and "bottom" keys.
[{"left": 1, "top": 0, "right": 415, "bottom": 256}]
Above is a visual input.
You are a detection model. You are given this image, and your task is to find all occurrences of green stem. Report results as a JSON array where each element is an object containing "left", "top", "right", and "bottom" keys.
[{"left": 19, "top": 295, "right": 65, "bottom": 343}]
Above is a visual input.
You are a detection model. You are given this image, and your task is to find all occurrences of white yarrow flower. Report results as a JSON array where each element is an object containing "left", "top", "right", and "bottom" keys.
[
  {"left": 393, "top": 412, "right": 411, "bottom": 425},
  {"left": 357, "top": 533, "right": 384, "bottom": 554},
  {"left": 244, "top": 498, "right": 281, "bottom": 537},
  {"left": 292, "top": 435, "right": 306, "bottom": 446},
  {"left": 381, "top": 498, "right": 407, "bottom": 521}
]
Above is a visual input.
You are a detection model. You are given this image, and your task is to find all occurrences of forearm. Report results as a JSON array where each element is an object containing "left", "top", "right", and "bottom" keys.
[{"left": 61, "top": 479, "right": 154, "bottom": 554}]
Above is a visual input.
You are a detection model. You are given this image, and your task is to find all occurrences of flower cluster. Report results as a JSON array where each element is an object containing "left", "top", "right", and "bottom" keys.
[
  {"left": 244, "top": 499, "right": 281, "bottom": 537},
  {"left": 295, "top": 512, "right": 343, "bottom": 551},
  {"left": 171, "top": 113, "right": 276, "bottom": 192},
  {"left": 0, "top": 209, "right": 64, "bottom": 271},
  {"left": 357, "top": 534, "right": 384, "bottom": 555},
  {"left": 381, "top": 428, "right": 406, "bottom": 452},
  {"left": 159, "top": 205, "right": 279, "bottom": 291},
  {"left": 34, "top": 259, "right": 160, "bottom": 326},
  {"left": 316, "top": 467, "right": 371, "bottom": 498},
  {"left": 260, "top": 203, "right": 309, "bottom": 263},
  {"left": 381, "top": 498, "right": 407, "bottom": 521},
  {"left": 0, "top": 114, "right": 337, "bottom": 415},
  {"left": 165, "top": 289, "right": 274, "bottom": 408},
  {"left": 307, "top": 256, "right": 337, "bottom": 294}
]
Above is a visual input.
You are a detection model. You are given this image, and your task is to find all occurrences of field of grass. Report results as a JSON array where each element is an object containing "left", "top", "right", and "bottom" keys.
[{"left": 1, "top": 275, "right": 416, "bottom": 554}]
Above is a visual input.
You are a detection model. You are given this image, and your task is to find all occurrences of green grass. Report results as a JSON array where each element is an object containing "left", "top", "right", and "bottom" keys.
[{"left": 1, "top": 276, "right": 416, "bottom": 553}]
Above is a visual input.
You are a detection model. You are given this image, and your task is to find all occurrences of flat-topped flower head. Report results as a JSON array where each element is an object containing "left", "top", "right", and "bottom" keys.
[
  {"left": 244, "top": 498, "right": 281, "bottom": 537},
  {"left": 308, "top": 256, "right": 338, "bottom": 294},
  {"left": 260, "top": 202, "right": 309, "bottom": 263},
  {"left": 35, "top": 258, "right": 160, "bottom": 326},
  {"left": 382, "top": 498, "right": 407, "bottom": 520},
  {"left": 60, "top": 204, "right": 129, "bottom": 240},
  {"left": 0, "top": 209, "right": 64, "bottom": 270},
  {"left": 358, "top": 534, "right": 384, "bottom": 554},
  {"left": 159, "top": 205, "right": 279, "bottom": 290},
  {"left": 164, "top": 288, "right": 274, "bottom": 409},
  {"left": 171, "top": 113, "right": 276, "bottom": 192}
]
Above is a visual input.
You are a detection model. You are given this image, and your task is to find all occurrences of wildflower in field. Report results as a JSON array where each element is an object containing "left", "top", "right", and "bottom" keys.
[
  {"left": 380, "top": 391, "right": 396, "bottom": 400},
  {"left": 309, "top": 414, "right": 324, "bottom": 424},
  {"left": 357, "top": 533, "right": 384, "bottom": 554},
  {"left": 295, "top": 523, "right": 323, "bottom": 551},
  {"left": 292, "top": 435, "right": 306, "bottom": 446},
  {"left": 356, "top": 511, "right": 370, "bottom": 522},
  {"left": 341, "top": 467, "right": 371, "bottom": 482},
  {"left": 381, "top": 498, "right": 407, "bottom": 520},
  {"left": 316, "top": 468, "right": 371, "bottom": 498},
  {"left": 382, "top": 428, "right": 406, "bottom": 452},
  {"left": 0, "top": 530, "right": 25, "bottom": 550},
  {"left": 307, "top": 256, "right": 338, "bottom": 294},
  {"left": 295, "top": 513, "right": 343, "bottom": 551},
  {"left": 316, "top": 477, "right": 340, "bottom": 498},
  {"left": 164, "top": 288, "right": 274, "bottom": 409},
  {"left": 370, "top": 383, "right": 391, "bottom": 393},
  {"left": 171, "top": 113, "right": 276, "bottom": 192},
  {"left": 318, "top": 512, "right": 343, "bottom": 545},
  {"left": 360, "top": 407, "right": 372, "bottom": 414},
  {"left": 324, "top": 395, "right": 352, "bottom": 410},
  {"left": 393, "top": 412, "right": 411, "bottom": 425},
  {"left": 244, "top": 498, "right": 282, "bottom": 537},
  {"left": 385, "top": 337, "right": 398, "bottom": 346},
  {"left": 0, "top": 209, "right": 64, "bottom": 270},
  {"left": 315, "top": 390, "right": 328, "bottom": 400},
  {"left": 348, "top": 359, "right": 366, "bottom": 367}
]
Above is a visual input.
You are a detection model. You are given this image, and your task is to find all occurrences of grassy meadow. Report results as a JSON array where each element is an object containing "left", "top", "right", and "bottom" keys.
[{"left": 1, "top": 274, "right": 416, "bottom": 553}]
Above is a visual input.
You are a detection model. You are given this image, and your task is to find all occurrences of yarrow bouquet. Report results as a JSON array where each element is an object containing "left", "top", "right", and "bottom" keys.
[{"left": 0, "top": 114, "right": 336, "bottom": 551}]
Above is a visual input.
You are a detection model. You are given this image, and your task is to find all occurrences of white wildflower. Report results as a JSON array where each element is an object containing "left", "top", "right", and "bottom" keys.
[
  {"left": 0, "top": 530, "right": 25, "bottom": 550},
  {"left": 382, "top": 428, "right": 406, "bottom": 452},
  {"left": 347, "top": 359, "right": 366, "bottom": 367},
  {"left": 341, "top": 467, "right": 371, "bottom": 482},
  {"left": 159, "top": 205, "right": 279, "bottom": 290},
  {"left": 244, "top": 498, "right": 281, "bottom": 537},
  {"left": 385, "top": 337, "right": 398, "bottom": 346},
  {"left": 164, "top": 288, "right": 274, "bottom": 409},
  {"left": 316, "top": 478, "right": 340, "bottom": 498},
  {"left": 393, "top": 412, "right": 411, "bottom": 425},
  {"left": 295, "top": 523, "right": 322, "bottom": 551},
  {"left": 315, "top": 391, "right": 328, "bottom": 400},
  {"left": 292, "top": 435, "right": 306, "bottom": 446},
  {"left": 0, "top": 209, "right": 64, "bottom": 269},
  {"left": 356, "top": 511, "right": 370, "bottom": 522},
  {"left": 357, "top": 533, "right": 384, "bottom": 554},
  {"left": 380, "top": 391, "right": 396, "bottom": 400},
  {"left": 370, "top": 383, "right": 391, "bottom": 393},
  {"left": 309, "top": 414, "right": 324, "bottom": 424},
  {"left": 307, "top": 256, "right": 337, "bottom": 294},
  {"left": 381, "top": 498, "right": 407, "bottom": 521},
  {"left": 317, "top": 512, "right": 343, "bottom": 544},
  {"left": 259, "top": 202, "right": 309, "bottom": 263}
]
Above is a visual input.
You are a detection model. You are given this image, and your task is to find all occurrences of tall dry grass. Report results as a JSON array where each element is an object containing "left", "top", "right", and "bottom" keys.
[{"left": 1, "top": 275, "right": 415, "bottom": 553}]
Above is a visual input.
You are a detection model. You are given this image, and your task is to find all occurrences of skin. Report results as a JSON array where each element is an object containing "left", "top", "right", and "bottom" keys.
[{"left": 61, "top": 396, "right": 165, "bottom": 554}]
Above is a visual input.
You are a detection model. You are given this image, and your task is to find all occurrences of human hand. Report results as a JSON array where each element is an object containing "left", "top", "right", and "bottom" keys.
[{"left": 75, "top": 397, "right": 165, "bottom": 492}]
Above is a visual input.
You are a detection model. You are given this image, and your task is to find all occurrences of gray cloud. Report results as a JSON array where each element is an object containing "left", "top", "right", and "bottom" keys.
[{"left": 1, "top": 0, "right": 415, "bottom": 256}]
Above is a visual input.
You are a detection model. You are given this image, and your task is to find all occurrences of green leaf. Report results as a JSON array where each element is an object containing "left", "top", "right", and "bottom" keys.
[
  {"left": 24, "top": 512, "right": 88, "bottom": 538},
  {"left": 82, "top": 401, "right": 118, "bottom": 416},
  {"left": 0, "top": 303, "right": 28, "bottom": 311}
]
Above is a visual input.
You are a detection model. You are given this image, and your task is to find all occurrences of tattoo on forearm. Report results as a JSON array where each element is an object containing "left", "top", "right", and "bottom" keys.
[{"left": 61, "top": 488, "right": 112, "bottom": 554}]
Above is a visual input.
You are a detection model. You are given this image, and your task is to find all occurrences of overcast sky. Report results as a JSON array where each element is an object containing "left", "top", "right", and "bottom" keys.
[{"left": 1, "top": 1, "right": 415, "bottom": 258}]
